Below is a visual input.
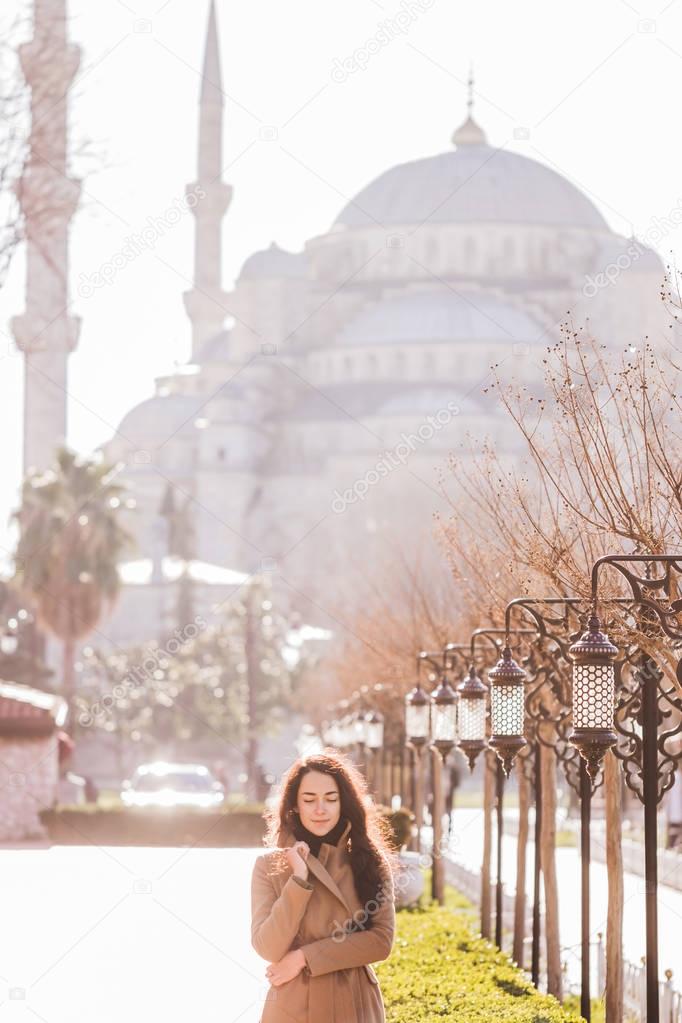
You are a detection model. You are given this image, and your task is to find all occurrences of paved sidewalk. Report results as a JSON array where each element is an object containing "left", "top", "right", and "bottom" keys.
[
  {"left": 445, "top": 808, "right": 682, "bottom": 987},
  {"left": 1, "top": 843, "right": 267, "bottom": 1023}
]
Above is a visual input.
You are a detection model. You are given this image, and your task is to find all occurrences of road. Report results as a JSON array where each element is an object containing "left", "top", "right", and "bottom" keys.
[{"left": 0, "top": 842, "right": 267, "bottom": 1023}]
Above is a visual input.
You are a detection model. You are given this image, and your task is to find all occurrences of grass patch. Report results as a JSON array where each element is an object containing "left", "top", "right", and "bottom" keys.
[
  {"left": 555, "top": 829, "right": 578, "bottom": 848},
  {"left": 563, "top": 996, "right": 604, "bottom": 1023}
]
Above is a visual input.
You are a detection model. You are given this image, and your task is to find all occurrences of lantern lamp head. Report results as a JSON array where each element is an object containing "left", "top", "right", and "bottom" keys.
[
  {"left": 487, "top": 645, "right": 527, "bottom": 777},
  {"left": 456, "top": 664, "right": 488, "bottom": 770},
  {"left": 430, "top": 676, "right": 458, "bottom": 762},
  {"left": 365, "top": 709, "right": 385, "bottom": 751},
  {"left": 405, "top": 682, "right": 430, "bottom": 752},
  {"left": 568, "top": 613, "right": 618, "bottom": 780}
]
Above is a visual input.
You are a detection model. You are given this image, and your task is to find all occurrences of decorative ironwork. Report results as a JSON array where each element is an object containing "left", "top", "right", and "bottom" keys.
[
  {"left": 614, "top": 655, "right": 682, "bottom": 805},
  {"left": 590, "top": 556, "right": 682, "bottom": 644}
]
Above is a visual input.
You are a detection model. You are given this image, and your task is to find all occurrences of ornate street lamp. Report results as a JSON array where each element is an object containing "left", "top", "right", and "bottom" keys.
[
  {"left": 456, "top": 664, "right": 488, "bottom": 770},
  {"left": 339, "top": 712, "right": 354, "bottom": 749},
  {"left": 353, "top": 709, "right": 368, "bottom": 749},
  {"left": 568, "top": 612, "right": 618, "bottom": 780},
  {"left": 487, "top": 644, "right": 527, "bottom": 776},
  {"left": 405, "top": 680, "right": 430, "bottom": 750},
  {"left": 0, "top": 618, "right": 18, "bottom": 656},
  {"left": 430, "top": 674, "right": 458, "bottom": 762},
  {"left": 365, "top": 709, "right": 384, "bottom": 751},
  {"left": 405, "top": 676, "right": 430, "bottom": 855},
  {"left": 364, "top": 708, "right": 385, "bottom": 802}
]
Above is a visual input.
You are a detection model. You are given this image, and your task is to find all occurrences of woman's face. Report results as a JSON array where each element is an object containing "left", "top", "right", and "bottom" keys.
[{"left": 296, "top": 770, "right": 341, "bottom": 835}]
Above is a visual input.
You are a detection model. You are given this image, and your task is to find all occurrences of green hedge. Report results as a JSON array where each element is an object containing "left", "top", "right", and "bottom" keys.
[
  {"left": 38, "top": 806, "right": 266, "bottom": 847},
  {"left": 377, "top": 889, "right": 584, "bottom": 1022}
]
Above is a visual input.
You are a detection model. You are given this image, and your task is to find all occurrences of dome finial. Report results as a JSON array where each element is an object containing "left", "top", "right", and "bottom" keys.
[{"left": 452, "top": 64, "right": 487, "bottom": 147}]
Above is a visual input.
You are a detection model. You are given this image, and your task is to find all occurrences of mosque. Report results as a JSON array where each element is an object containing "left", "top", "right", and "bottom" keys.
[{"left": 97, "top": 3, "right": 665, "bottom": 641}]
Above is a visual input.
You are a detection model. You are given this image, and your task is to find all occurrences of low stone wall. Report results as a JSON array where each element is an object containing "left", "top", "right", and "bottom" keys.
[
  {"left": 38, "top": 807, "right": 267, "bottom": 847},
  {"left": 0, "top": 734, "right": 58, "bottom": 841}
]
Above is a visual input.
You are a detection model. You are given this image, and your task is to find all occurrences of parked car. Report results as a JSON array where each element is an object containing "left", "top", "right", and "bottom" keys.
[{"left": 121, "top": 762, "right": 225, "bottom": 809}]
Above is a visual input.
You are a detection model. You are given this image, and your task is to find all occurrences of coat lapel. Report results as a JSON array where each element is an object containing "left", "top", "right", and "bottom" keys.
[
  {"left": 284, "top": 817, "right": 354, "bottom": 918},
  {"left": 306, "top": 854, "right": 354, "bottom": 917}
]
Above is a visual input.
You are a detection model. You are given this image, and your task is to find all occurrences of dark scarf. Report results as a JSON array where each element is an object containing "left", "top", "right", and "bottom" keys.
[{"left": 292, "top": 814, "right": 348, "bottom": 857}]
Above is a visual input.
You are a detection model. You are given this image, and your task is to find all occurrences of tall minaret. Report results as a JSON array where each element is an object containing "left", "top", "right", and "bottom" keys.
[
  {"left": 12, "top": 0, "right": 81, "bottom": 474},
  {"left": 183, "top": 0, "right": 232, "bottom": 360}
]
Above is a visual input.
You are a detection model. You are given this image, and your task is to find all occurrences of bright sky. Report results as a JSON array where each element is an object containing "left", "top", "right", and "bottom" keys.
[{"left": 1, "top": 0, "right": 682, "bottom": 562}]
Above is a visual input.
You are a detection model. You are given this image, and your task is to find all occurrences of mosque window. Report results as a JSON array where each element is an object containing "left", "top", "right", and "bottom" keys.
[
  {"left": 367, "top": 353, "right": 378, "bottom": 376},
  {"left": 501, "top": 237, "right": 515, "bottom": 270},
  {"left": 464, "top": 237, "right": 476, "bottom": 269},
  {"left": 423, "top": 351, "right": 436, "bottom": 374},
  {"left": 539, "top": 240, "right": 551, "bottom": 272},
  {"left": 217, "top": 447, "right": 226, "bottom": 462},
  {"left": 343, "top": 355, "right": 353, "bottom": 378},
  {"left": 393, "top": 350, "right": 405, "bottom": 375},
  {"left": 425, "top": 237, "right": 438, "bottom": 267}
]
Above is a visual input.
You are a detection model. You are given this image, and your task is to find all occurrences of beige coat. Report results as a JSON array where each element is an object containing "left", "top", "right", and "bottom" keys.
[{"left": 251, "top": 819, "right": 395, "bottom": 1023}]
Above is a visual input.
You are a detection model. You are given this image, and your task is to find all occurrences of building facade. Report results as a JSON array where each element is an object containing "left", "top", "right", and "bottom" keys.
[{"left": 104, "top": 3, "right": 666, "bottom": 638}]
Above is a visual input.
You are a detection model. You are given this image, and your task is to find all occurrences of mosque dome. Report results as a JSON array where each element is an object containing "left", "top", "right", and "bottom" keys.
[
  {"left": 116, "top": 393, "right": 208, "bottom": 444},
  {"left": 333, "top": 115, "right": 608, "bottom": 232},
  {"left": 239, "top": 242, "right": 308, "bottom": 280}
]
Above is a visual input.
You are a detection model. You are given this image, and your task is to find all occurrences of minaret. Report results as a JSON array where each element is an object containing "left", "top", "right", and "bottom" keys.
[
  {"left": 183, "top": 0, "right": 232, "bottom": 359},
  {"left": 12, "top": 0, "right": 81, "bottom": 475}
]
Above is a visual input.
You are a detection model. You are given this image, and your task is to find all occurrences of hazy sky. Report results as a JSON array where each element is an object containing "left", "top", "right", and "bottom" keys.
[{"left": 1, "top": 0, "right": 682, "bottom": 560}]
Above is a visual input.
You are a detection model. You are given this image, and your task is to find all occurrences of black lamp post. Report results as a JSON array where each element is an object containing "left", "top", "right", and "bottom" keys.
[
  {"left": 405, "top": 671, "right": 430, "bottom": 855},
  {"left": 469, "top": 627, "right": 536, "bottom": 950},
  {"left": 429, "top": 669, "right": 458, "bottom": 905},
  {"left": 585, "top": 554, "right": 682, "bottom": 1023},
  {"left": 365, "top": 709, "right": 384, "bottom": 800}
]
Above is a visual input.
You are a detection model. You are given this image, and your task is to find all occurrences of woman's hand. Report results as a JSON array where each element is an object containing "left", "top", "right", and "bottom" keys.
[
  {"left": 265, "top": 949, "right": 307, "bottom": 987},
  {"left": 285, "top": 840, "right": 310, "bottom": 880}
]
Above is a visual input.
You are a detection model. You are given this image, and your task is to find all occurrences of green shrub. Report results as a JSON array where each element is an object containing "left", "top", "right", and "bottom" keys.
[
  {"left": 378, "top": 804, "right": 415, "bottom": 851},
  {"left": 377, "top": 887, "right": 584, "bottom": 1022}
]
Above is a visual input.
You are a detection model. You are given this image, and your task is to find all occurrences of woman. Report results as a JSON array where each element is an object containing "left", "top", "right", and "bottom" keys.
[{"left": 251, "top": 749, "right": 396, "bottom": 1023}]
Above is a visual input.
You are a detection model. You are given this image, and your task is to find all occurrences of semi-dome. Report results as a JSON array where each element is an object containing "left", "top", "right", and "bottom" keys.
[
  {"left": 337, "top": 291, "right": 544, "bottom": 347},
  {"left": 334, "top": 117, "right": 608, "bottom": 231},
  {"left": 239, "top": 242, "right": 308, "bottom": 280},
  {"left": 595, "top": 236, "right": 663, "bottom": 273},
  {"left": 117, "top": 393, "right": 208, "bottom": 444}
]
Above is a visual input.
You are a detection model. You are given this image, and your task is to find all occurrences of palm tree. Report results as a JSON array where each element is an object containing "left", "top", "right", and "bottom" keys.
[{"left": 12, "top": 448, "right": 133, "bottom": 720}]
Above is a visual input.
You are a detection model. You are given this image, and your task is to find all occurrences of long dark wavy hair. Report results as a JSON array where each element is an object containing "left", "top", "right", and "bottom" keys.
[{"left": 263, "top": 748, "right": 397, "bottom": 910}]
